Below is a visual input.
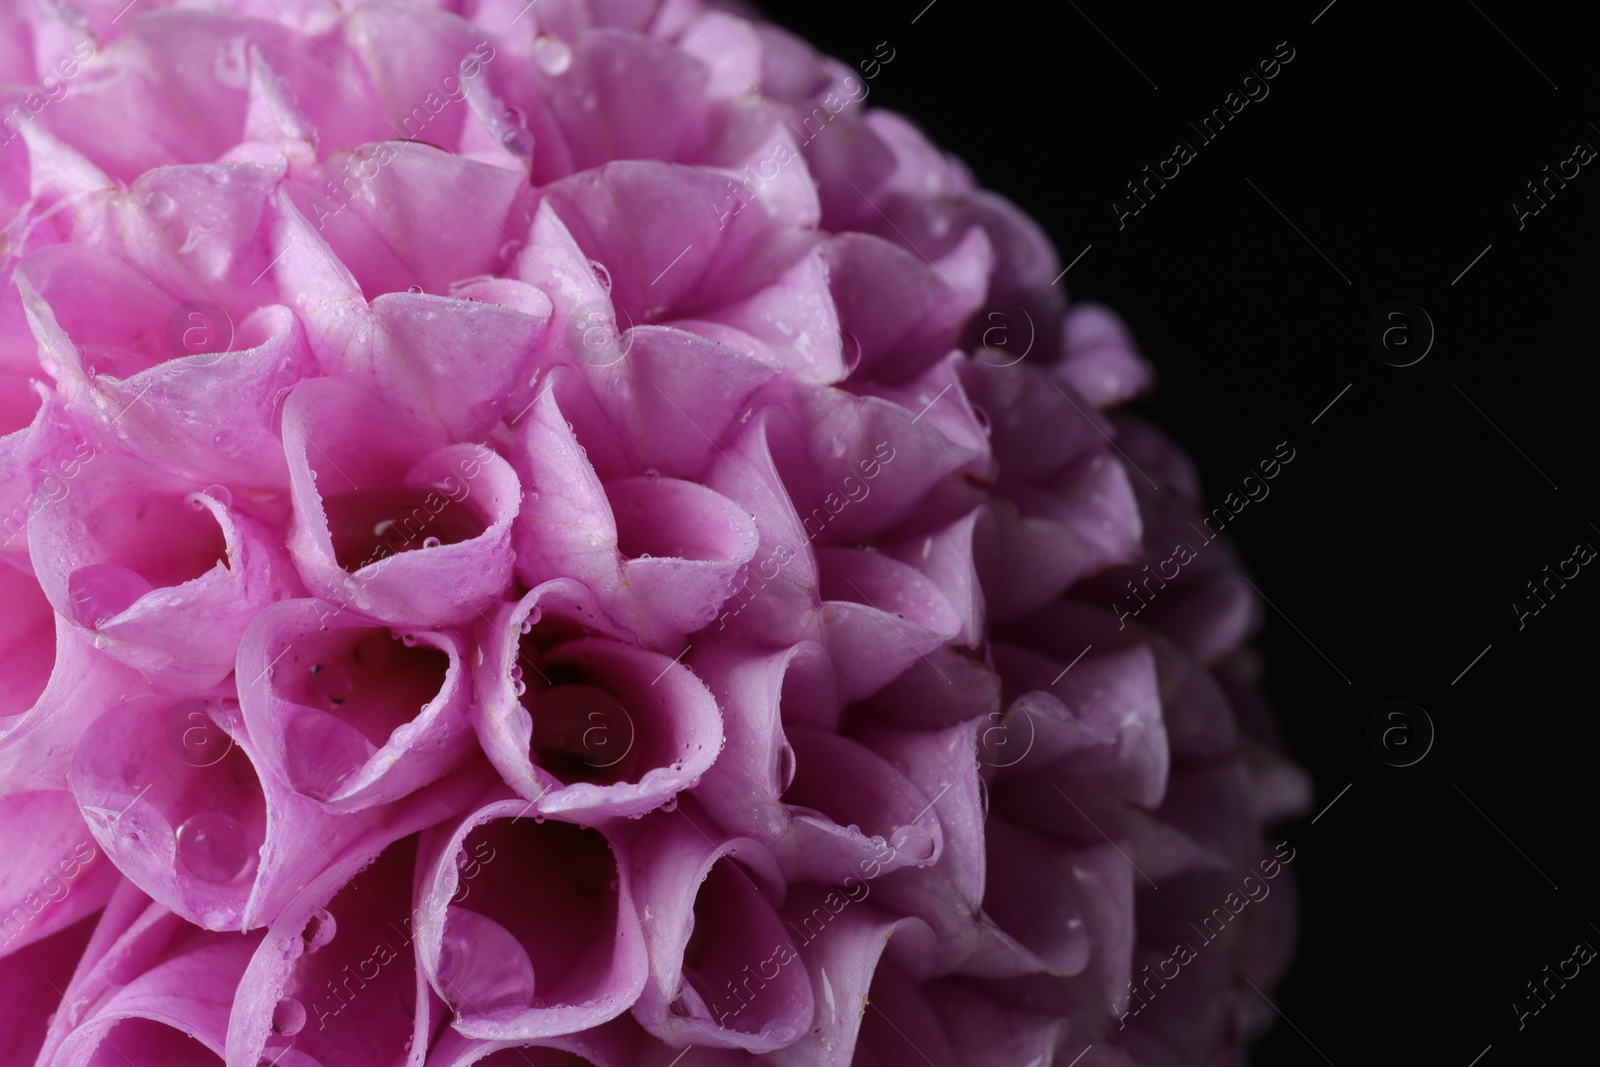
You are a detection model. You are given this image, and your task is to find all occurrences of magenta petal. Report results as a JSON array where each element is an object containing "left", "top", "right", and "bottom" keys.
[
  {"left": 87, "top": 306, "right": 316, "bottom": 492},
  {"left": 29, "top": 455, "right": 299, "bottom": 691},
  {"left": 0, "top": 790, "right": 120, "bottom": 958},
  {"left": 223, "top": 762, "right": 492, "bottom": 1066},
  {"left": 535, "top": 160, "right": 812, "bottom": 323},
  {"left": 823, "top": 230, "right": 990, "bottom": 384},
  {"left": 53, "top": 927, "right": 264, "bottom": 1067},
  {"left": 582, "top": 325, "right": 779, "bottom": 480},
  {"left": 539, "top": 29, "right": 711, "bottom": 172},
  {"left": 424, "top": 1020, "right": 640, "bottom": 1067},
  {"left": 416, "top": 794, "right": 648, "bottom": 1039},
  {"left": 689, "top": 641, "right": 818, "bottom": 845},
  {"left": 0, "top": 912, "right": 96, "bottom": 1064},
  {"left": 686, "top": 248, "right": 846, "bottom": 384},
  {"left": 512, "top": 384, "right": 759, "bottom": 644},
  {"left": 355, "top": 290, "right": 552, "bottom": 443},
  {"left": 0, "top": 562, "right": 55, "bottom": 722},
  {"left": 238, "top": 598, "right": 477, "bottom": 810},
  {"left": 987, "top": 644, "right": 1168, "bottom": 843},
  {"left": 0, "top": 616, "right": 150, "bottom": 792},
  {"left": 781, "top": 727, "right": 944, "bottom": 885},
  {"left": 71, "top": 695, "right": 269, "bottom": 929},
  {"left": 69, "top": 693, "right": 431, "bottom": 931},
  {"left": 765, "top": 380, "right": 984, "bottom": 545},
  {"left": 625, "top": 809, "right": 812, "bottom": 1051},
  {"left": 851, "top": 962, "right": 961, "bottom": 1067},
  {"left": 474, "top": 593, "right": 722, "bottom": 821},
  {"left": 1059, "top": 302, "right": 1154, "bottom": 408},
  {"left": 763, "top": 887, "right": 935, "bottom": 1067},
  {"left": 816, "top": 546, "right": 961, "bottom": 703},
  {"left": 282, "top": 377, "right": 519, "bottom": 628},
  {"left": 701, "top": 415, "right": 822, "bottom": 646},
  {"left": 920, "top": 979, "right": 1069, "bottom": 1067},
  {"left": 0, "top": 374, "right": 57, "bottom": 566},
  {"left": 230, "top": 843, "right": 420, "bottom": 1066}
]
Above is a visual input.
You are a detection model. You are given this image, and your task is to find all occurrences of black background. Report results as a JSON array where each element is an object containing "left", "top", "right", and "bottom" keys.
[{"left": 758, "top": 0, "right": 1598, "bottom": 1063}]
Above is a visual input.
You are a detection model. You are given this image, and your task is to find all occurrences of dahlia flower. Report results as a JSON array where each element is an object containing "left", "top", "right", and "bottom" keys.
[{"left": 0, "top": 2, "right": 1309, "bottom": 1065}]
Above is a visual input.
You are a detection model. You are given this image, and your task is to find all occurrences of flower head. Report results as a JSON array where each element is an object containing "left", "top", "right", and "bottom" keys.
[{"left": 0, "top": 2, "right": 1307, "bottom": 1065}]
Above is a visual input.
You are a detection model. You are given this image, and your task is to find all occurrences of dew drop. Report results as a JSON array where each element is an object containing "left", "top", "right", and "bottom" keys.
[
  {"left": 841, "top": 331, "right": 862, "bottom": 375},
  {"left": 659, "top": 795, "right": 678, "bottom": 812},
  {"left": 401, "top": 633, "right": 418, "bottom": 647},
  {"left": 143, "top": 191, "right": 177, "bottom": 217},
  {"left": 302, "top": 908, "right": 337, "bottom": 950},
  {"left": 531, "top": 35, "right": 573, "bottom": 76},
  {"left": 271, "top": 997, "right": 306, "bottom": 1036},
  {"left": 889, "top": 823, "right": 936, "bottom": 861},
  {"left": 971, "top": 403, "right": 992, "bottom": 435},
  {"left": 644, "top": 468, "right": 660, "bottom": 479},
  {"left": 175, "top": 812, "right": 250, "bottom": 884},
  {"left": 587, "top": 259, "right": 612, "bottom": 295},
  {"left": 502, "top": 125, "right": 535, "bottom": 159},
  {"left": 422, "top": 536, "right": 442, "bottom": 550},
  {"left": 407, "top": 284, "right": 424, "bottom": 294}
]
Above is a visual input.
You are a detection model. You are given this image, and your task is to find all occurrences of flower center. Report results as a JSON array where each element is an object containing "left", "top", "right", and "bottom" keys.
[{"left": 323, "top": 486, "right": 487, "bottom": 573}]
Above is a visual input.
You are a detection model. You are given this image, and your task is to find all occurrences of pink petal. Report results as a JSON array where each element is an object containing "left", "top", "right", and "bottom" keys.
[
  {"left": 238, "top": 598, "right": 477, "bottom": 810},
  {"left": 415, "top": 793, "right": 649, "bottom": 1040},
  {"left": 0, "top": 790, "right": 120, "bottom": 958},
  {"left": 281, "top": 377, "right": 519, "bottom": 629},
  {"left": 473, "top": 589, "right": 722, "bottom": 822},
  {"left": 28, "top": 455, "right": 299, "bottom": 691},
  {"left": 623, "top": 807, "right": 812, "bottom": 1051}
]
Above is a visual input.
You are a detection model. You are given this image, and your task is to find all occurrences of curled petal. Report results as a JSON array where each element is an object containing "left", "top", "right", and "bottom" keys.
[
  {"left": 239, "top": 598, "right": 477, "bottom": 810},
  {"left": 0, "top": 790, "right": 120, "bottom": 958},
  {"left": 624, "top": 808, "right": 811, "bottom": 1052},
  {"left": 282, "top": 376, "right": 519, "bottom": 629},
  {"left": 29, "top": 455, "right": 299, "bottom": 691},
  {"left": 475, "top": 590, "right": 722, "bottom": 822},
  {"left": 416, "top": 793, "right": 649, "bottom": 1039}
]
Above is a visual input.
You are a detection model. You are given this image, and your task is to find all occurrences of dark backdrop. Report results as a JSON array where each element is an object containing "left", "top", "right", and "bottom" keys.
[{"left": 756, "top": 0, "right": 1599, "bottom": 1062}]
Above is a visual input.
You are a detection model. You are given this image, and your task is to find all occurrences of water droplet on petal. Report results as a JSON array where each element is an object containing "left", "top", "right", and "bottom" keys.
[
  {"left": 401, "top": 633, "right": 418, "bottom": 647},
  {"left": 502, "top": 125, "right": 535, "bottom": 158},
  {"left": 143, "top": 191, "right": 176, "bottom": 217},
  {"left": 532, "top": 35, "right": 573, "bottom": 76},
  {"left": 175, "top": 812, "right": 250, "bottom": 883},
  {"left": 271, "top": 997, "right": 306, "bottom": 1036},
  {"left": 587, "top": 259, "right": 612, "bottom": 295},
  {"left": 438, "top": 907, "right": 537, "bottom": 1013},
  {"left": 890, "top": 823, "right": 936, "bottom": 861},
  {"left": 301, "top": 908, "right": 337, "bottom": 954},
  {"left": 841, "top": 331, "right": 863, "bottom": 375},
  {"left": 422, "top": 536, "right": 442, "bottom": 549},
  {"left": 971, "top": 403, "right": 992, "bottom": 434},
  {"left": 407, "top": 284, "right": 424, "bottom": 294}
]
